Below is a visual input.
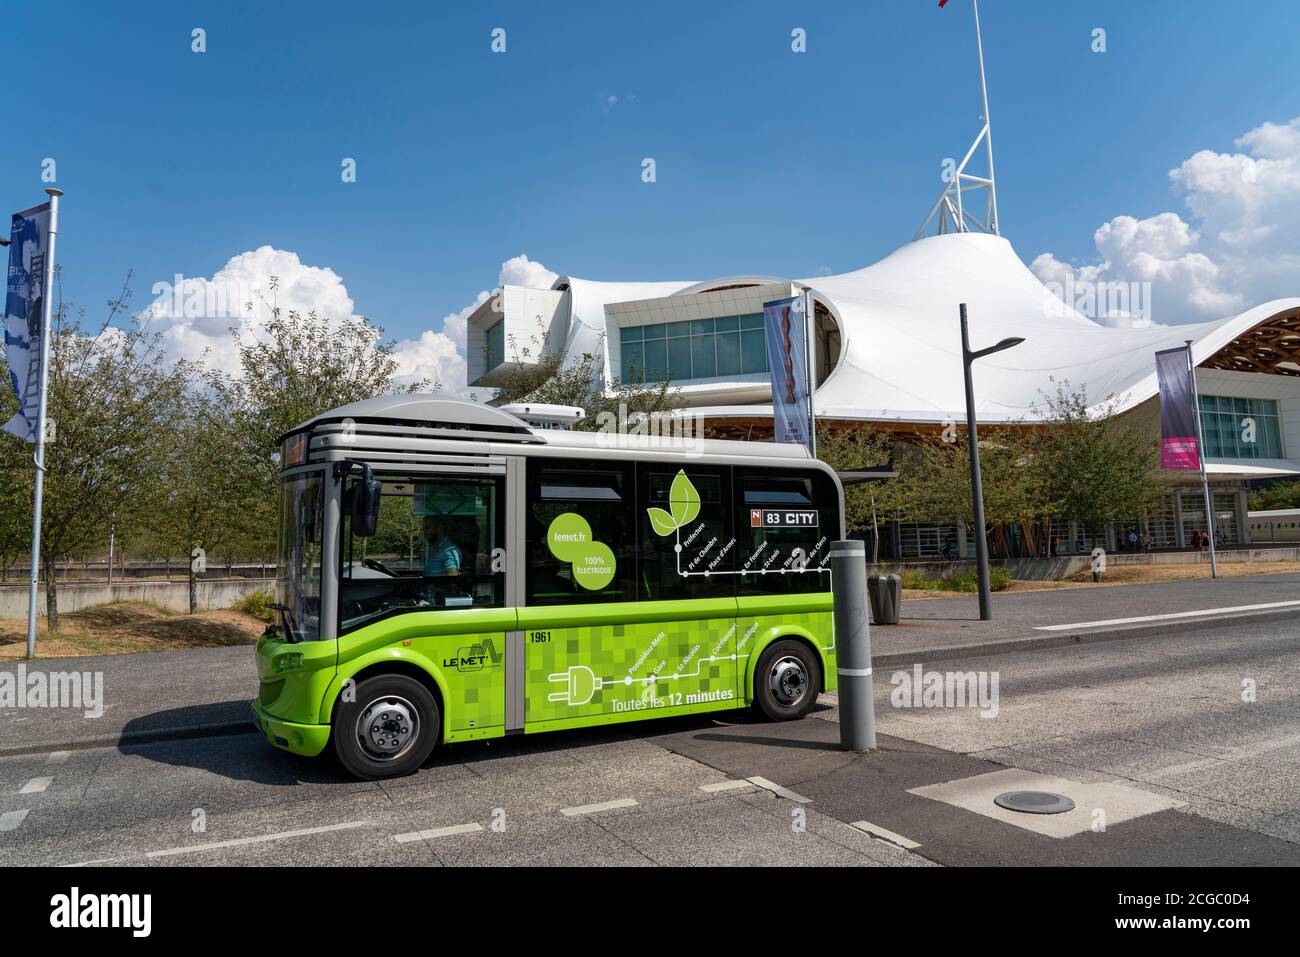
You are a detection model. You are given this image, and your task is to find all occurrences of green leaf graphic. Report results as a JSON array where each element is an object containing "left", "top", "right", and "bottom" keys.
[
  {"left": 647, "top": 506, "right": 677, "bottom": 537},
  {"left": 669, "top": 470, "right": 700, "bottom": 526}
]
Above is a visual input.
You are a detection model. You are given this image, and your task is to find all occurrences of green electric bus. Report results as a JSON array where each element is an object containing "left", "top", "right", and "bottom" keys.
[{"left": 253, "top": 396, "right": 843, "bottom": 779}]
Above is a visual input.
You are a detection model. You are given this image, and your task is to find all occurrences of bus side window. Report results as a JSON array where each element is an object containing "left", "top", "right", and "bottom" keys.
[
  {"left": 736, "top": 467, "right": 836, "bottom": 596},
  {"left": 636, "top": 465, "right": 733, "bottom": 601},
  {"left": 525, "top": 459, "right": 637, "bottom": 605}
]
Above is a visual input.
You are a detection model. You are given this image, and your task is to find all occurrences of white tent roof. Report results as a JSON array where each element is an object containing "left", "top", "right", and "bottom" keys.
[{"left": 547, "top": 233, "right": 1300, "bottom": 426}]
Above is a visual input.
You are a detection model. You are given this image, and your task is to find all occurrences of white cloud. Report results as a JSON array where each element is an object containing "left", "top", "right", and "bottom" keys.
[
  {"left": 392, "top": 254, "right": 558, "bottom": 396},
  {"left": 141, "top": 248, "right": 555, "bottom": 398},
  {"left": 1032, "top": 115, "right": 1300, "bottom": 324}
]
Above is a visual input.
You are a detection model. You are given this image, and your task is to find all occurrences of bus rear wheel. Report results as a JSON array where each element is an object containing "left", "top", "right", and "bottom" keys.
[
  {"left": 752, "top": 639, "right": 821, "bottom": 721},
  {"left": 332, "top": 674, "right": 440, "bottom": 780}
]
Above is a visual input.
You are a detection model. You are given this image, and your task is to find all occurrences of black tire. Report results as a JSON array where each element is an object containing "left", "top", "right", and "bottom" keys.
[
  {"left": 332, "top": 674, "right": 440, "bottom": 780},
  {"left": 752, "top": 639, "right": 822, "bottom": 721}
]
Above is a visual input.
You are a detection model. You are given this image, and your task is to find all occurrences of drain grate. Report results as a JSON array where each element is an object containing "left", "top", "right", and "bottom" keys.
[{"left": 993, "top": 790, "right": 1076, "bottom": 815}]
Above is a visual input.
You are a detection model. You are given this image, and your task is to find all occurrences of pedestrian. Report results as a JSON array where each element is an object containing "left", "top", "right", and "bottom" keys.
[
  {"left": 1128, "top": 529, "right": 1138, "bottom": 554},
  {"left": 1190, "top": 529, "right": 1200, "bottom": 552}
]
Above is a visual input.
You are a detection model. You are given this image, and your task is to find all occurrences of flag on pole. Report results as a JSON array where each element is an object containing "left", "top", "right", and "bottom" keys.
[
  {"left": 4, "top": 202, "right": 54, "bottom": 442},
  {"left": 1155, "top": 345, "right": 1200, "bottom": 470},
  {"left": 763, "top": 295, "right": 813, "bottom": 455}
]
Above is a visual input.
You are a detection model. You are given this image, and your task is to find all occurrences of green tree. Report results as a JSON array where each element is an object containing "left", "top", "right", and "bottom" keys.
[
  {"left": 208, "top": 281, "right": 427, "bottom": 555},
  {"left": 157, "top": 389, "right": 260, "bottom": 613},
  {"left": 1031, "top": 381, "right": 1166, "bottom": 538},
  {"left": 813, "top": 422, "right": 897, "bottom": 535},
  {"left": 491, "top": 330, "right": 682, "bottom": 431},
  {"left": 1248, "top": 479, "right": 1300, "bottom": 512},
  {"left": 0, "top": 273, "right": 193, "bottom": 633}
]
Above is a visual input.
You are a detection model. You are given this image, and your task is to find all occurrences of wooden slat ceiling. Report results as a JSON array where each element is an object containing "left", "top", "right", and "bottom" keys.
[{"left": 1201, "top": 308, "right": 1300, "bottom": 377}]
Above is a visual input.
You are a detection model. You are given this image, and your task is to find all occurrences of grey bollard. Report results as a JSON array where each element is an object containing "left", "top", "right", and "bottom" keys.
[{"left": 831, "top": 540, "right": 876, "bottom": 751}]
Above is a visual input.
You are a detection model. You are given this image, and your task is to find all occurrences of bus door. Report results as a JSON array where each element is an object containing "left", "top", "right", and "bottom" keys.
[{"left": 515, "top": 459, "right": 738, "bottom": 730}]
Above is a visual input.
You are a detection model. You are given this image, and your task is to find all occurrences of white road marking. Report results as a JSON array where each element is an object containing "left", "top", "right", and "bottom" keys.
[
  {"left": 849, "top": 819, "right": 921, "bottom": 849},
  {"left": 45, "top": 751, "right": 70, "bottom": 766},
  {"left": 145, "top": 820, "right": 370, "bottom": 858},
  {"left": 747, "top": 776, "right": 812, "bottom": 804},
  {"left": 393, "top": 822, "right": 483, "bottom": 843},
  {"left": 559, "top": 798, "right": 638, "bottom": 817},
  {"left": 19, "top": 776, "right": 53, "bottom": 795},
  {"left": 699, "top": 779, "right": 756, "bottom": 793},
  {"left": 1034, "top": 600, "right": 1300, "bottom": 631},
  {"left": 1149, "top": 732, "right": 1300, "bottom": 778},
  {"left": 0, "top": 809, "right": 30, "bottom": 831}
]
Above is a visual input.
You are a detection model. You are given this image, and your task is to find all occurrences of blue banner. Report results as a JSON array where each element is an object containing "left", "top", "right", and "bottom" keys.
[
  {"left": 4, "top": 202, "right": 53, "bottom": 443},
  {"left": 763, "top": 295, "right": 812, "bottom": 454}
]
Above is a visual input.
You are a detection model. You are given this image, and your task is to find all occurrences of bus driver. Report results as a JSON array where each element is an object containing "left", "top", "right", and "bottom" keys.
[{"left": 422, "top": 513, "right": 462, "bottom": 577}]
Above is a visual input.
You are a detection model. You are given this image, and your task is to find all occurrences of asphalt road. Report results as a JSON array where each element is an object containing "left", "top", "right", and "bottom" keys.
[{"left": 1, "top": 618, "right": 1296, "bottom": 866}]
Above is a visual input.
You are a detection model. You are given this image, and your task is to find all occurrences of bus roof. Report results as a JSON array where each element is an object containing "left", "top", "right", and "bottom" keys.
[{"left": 286, "top": 394, "right": 815, "bottom": 462}]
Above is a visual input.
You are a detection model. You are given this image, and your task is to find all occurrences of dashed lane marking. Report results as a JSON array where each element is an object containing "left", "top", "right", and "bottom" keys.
[
  {"left": 849, "top": 819, "right": 922, "bottom": 849},
  {"left": 747, "top": 776, "right": 812, "bottom": 804},
  {"left": 699, "top": 779, "right": 756, "bottom": 793},
  {"left": 45, "top": 752, "right": 69, "bottom": 767},
  {"left": 19, "top": 777, "right": 53, "bottom": 795},
  {"left": 145, "top": 820, "right": 371, "bottom": 858},
  {"left": 393, "top": 822, "right": 484, "bottom": 843},
  {"left": 559, "top": 798, "right": 638, "bottom": 817},
  {"left": 0, "top": 809, "right": 30, "bottom": 832}
]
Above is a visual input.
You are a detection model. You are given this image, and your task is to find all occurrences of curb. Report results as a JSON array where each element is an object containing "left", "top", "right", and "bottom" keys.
[
  {"left": 0, "top": 720, "right": 256, "bottom": 759},
  {"left": 872, "top": 606, "right": 1300, "bottom": 668}
]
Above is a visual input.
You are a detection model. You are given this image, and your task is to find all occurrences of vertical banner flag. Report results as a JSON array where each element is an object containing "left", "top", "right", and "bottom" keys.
[
  {"left": 1155, "top": 345, "right": 1200, "bottom": 470},
  {"left": 4, "top": 202, "right": 54, "bottom": 442},
  {"left": 763, "top": 295, "right": 812, "bottom": 454}
]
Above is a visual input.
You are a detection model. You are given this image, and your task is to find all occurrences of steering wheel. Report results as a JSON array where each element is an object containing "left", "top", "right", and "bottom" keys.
[{"left": 361, "top": 557, "right": 400, "bottom": 577}]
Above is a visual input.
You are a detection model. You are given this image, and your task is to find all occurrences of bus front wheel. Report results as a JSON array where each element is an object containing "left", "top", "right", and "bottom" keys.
[
  {"left": 752, "top": 639, "right": 821, "bottom": 721},
  {"left": 332, "top": 674, "right": 440, "bottom": 780}
]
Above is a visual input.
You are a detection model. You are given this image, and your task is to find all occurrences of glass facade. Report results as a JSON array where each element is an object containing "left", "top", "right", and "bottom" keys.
[
  {"left": 1198, "top": 395, "right": 1283, "bottom": 459},
  {"left": 619, "top": 315, "right": 769, "bottom": 384},
  {"left": 485, "top": 318, "right": 505, "bottom": 370}
]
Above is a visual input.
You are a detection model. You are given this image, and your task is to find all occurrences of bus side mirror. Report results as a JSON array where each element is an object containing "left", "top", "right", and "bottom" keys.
[{"left": 351, "top": 468, "right": 382, "bottom": 538}]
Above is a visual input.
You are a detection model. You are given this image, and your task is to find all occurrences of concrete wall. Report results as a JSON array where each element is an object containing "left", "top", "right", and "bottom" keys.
[{"left": 0, "top": 578, "right": 275, "bottom": 619}]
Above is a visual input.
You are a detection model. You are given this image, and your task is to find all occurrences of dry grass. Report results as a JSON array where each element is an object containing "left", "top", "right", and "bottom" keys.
[
  {"left": 0, "top": 601, "right": 265, "bottom": 660},
  {"left": 902, "top": 559, "right": 1300, "bottom": 600}
]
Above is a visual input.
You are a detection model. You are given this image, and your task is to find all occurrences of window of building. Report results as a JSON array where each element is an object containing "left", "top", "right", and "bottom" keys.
[
  {"left": 485, "top": 318, "right": 505, "bottom": 370},
  {"left": 1198, "top": 395, "right": 1283, "bottom": 459},
  {"left": 620, "top": 315, "right": 769, "bottom": 384},
  {"left": 896, "top": 522, "right": 959, "bottom": 560},
  {"left": 526, "top": 460, "right": 637, "bottom": 605}
]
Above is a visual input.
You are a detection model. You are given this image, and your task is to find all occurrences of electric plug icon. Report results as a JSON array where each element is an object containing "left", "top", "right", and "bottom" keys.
[{"left": 547, "top": 665, "right": 599, "bottom": 706}]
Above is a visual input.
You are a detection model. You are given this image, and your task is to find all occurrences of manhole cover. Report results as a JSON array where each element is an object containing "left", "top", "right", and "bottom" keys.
[{"left": 993, "top": 790, "right": 1076, "bottom": 814}]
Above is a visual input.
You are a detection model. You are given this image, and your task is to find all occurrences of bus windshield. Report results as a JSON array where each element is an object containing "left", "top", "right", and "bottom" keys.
[{"left": 276, "top": 472, "right": 324, "bottom": 642}]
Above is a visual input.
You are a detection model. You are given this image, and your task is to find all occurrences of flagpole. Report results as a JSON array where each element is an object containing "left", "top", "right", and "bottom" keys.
[
  {"left": 803, "top": 288, "right": 817, "bottom": 458},
  {"left": 1186, "top": 339, "right": 1218, "bottom": 579},
  {"left": 24, "top": 187, "right": 62, "bottom": 659}
]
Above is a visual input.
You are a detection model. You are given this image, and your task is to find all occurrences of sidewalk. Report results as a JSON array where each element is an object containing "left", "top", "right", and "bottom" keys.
[
  {"left": 3, "top": 572, "right": 1298, "bottom": 756},
  {"left": 875, "top": 571, "right": 1300, "bottom": 665}
]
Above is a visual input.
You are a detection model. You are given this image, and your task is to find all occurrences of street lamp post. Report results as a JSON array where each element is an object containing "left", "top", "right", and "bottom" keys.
[{"left": 960, "top": 302, "right": 1024, "bottom": 621}]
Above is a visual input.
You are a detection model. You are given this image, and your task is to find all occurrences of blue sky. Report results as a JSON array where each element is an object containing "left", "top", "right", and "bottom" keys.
[{"left": 6, "top": 0, "right": 1300, "bottom": 380}]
